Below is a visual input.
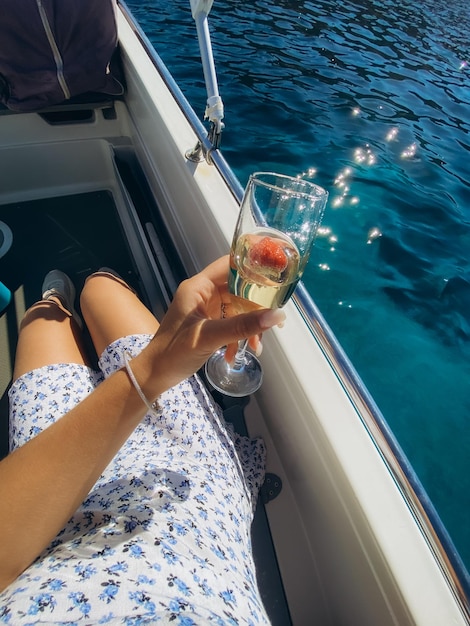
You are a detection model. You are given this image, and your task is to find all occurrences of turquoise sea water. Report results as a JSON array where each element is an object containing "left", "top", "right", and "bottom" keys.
[{"left": 126, "top": 0, "right": 470, "bottom": 572}]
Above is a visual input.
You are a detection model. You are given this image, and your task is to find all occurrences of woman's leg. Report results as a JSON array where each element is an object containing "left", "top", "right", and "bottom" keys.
[
  {"left": 80, "top": 271, "right": 159, "bottom": 358},
  {"left": 13, "top": 299, "right": 89, "bottom": 380}
]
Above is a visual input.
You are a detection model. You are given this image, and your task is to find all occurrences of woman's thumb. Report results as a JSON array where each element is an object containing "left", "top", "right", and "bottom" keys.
[{"left": 203, "top": 308, "right": 286, "bottom": 352}]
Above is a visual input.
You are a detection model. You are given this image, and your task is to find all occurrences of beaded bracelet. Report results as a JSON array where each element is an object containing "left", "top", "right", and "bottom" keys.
[{"left": 123, "top": 351, "right": 160, "bottom": 414}]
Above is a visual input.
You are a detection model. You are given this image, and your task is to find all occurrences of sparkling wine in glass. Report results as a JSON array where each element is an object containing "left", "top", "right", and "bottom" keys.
[{"left": 205, "top": 171, "right": 328, "bottom": 396}]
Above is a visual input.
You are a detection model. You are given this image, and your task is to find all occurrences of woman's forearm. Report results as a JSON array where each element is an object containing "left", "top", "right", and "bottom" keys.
[{"left": 0, "top": 348, "right": 161, "bottom": 591}]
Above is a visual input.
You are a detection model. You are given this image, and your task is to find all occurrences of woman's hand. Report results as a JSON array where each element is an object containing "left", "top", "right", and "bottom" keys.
[{"left": 141, "top": 256, "right": 286, "bottom": 394}]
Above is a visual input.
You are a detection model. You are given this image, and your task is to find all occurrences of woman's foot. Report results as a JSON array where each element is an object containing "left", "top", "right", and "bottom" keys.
[{"left": 41, "top": 270, "right": 82, "bottom": 328}]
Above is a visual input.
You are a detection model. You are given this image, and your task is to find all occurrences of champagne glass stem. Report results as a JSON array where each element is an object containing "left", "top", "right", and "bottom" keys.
[{"left": 231, "top": 339, "right": 249, "bottom": 371}]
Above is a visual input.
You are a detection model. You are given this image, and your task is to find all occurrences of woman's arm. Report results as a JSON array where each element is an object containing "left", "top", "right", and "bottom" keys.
[
  {"left": 0, "top": 364, "right": 150, "bottom": 590},
  {"left": 0, "top": 257, "right": 285, "bottom": 591}
]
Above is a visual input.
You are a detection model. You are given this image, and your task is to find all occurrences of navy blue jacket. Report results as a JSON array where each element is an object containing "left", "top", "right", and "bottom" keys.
[{"left": 0, "top": 0, "right": 123, "bottom": 111}]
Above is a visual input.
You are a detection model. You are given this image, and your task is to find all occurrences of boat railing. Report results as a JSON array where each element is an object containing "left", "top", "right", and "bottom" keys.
[{"left": 119, "top": 2, "right": 470, "bottom": 619}]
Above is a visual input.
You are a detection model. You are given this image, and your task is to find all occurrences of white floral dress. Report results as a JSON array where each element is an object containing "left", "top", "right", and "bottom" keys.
[{"left": 1, "top": 334, "right": 270, "bottom": 625}]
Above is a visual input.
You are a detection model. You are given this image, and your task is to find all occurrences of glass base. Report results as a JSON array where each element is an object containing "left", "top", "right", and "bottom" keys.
[{"left": 204, "top": 348, "right": 263, "bottom": 397}]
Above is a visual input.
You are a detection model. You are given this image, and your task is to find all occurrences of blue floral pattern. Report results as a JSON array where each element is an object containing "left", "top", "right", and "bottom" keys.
[{"left": 2, "top": 335, "right": 269, "bottom": 624}]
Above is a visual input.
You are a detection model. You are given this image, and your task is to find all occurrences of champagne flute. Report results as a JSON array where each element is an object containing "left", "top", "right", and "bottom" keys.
[{"left": 205, "top": 171, "right": 328, "bottom": 396}]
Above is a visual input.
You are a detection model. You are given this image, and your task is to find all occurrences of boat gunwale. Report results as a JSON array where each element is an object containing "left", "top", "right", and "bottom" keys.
[{"left": 118, "top": 1, "right": 470, "bottom": 617}]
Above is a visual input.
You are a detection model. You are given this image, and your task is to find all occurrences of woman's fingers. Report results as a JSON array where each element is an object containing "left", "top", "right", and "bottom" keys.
[
  {"left": 148, "top": 257, "right": 287, "bottom": 387},
  {"left": 198, "top": 255, "right": 231, "bottom": 290},
  {"left": 224, "top": 342, "right": 238, "bottom": 364}
]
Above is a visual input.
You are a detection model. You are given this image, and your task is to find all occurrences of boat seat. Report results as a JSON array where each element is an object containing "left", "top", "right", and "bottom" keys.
[{"left": 0, "top": 92, "right": 123, "bottom": 123}]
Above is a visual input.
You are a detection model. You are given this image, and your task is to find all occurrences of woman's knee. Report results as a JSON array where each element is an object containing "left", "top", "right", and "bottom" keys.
[
  {"left": 20, "top": 300, "right": 70, "bottom": 330},
  {"left": 80, "top": 271, "right": 132, "bottom": 311},
  {"left": 80, "top": 270, "right": 158, "bottom": 354}
]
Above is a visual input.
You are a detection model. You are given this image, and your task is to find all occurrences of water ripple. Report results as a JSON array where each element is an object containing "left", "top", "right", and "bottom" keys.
[{"left": 137, "top": 0, "right": 470, "bottom": 347}]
